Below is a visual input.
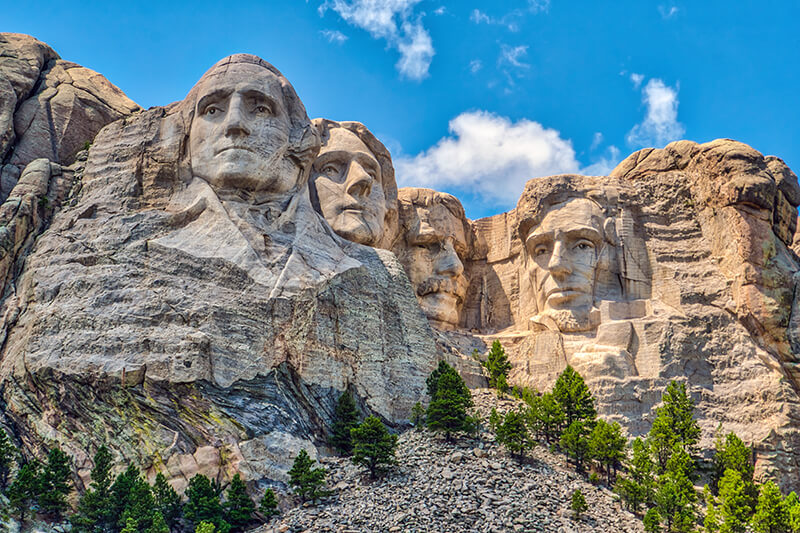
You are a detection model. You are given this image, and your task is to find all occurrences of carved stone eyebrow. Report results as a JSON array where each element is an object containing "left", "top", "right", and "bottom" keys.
[{"left": 196, "top": 88, "right": 233, "bottom": 113}]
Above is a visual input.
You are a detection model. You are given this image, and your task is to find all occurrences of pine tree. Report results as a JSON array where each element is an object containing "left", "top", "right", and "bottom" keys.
[
  {"left": 288, "top": 450, "right": 329, "bottom": 503},
  {"left": 152, "top": 472, "right": 182, "bottom": 529},
  {"left": 425, "top": 362, "right": 474, "bottom": 442},
  {"left": 184, "top": 474, "right": 230, "bottom": 533},
  {"left": 121, "top": 476, "right": 156, "bottom": 532},
  {"left": 643, "top": 508, "right": 661, "bottom": 533},
  {"left": 0, "top": 428, "right": 16, "bottom": 490},
  {"left": 552, "top": 366, "right": 596, "bottom": 427},
  {"left": 426, "top": 360, "right": 451, "bottom": 397},
  {"left": 588, "top": 419, "right": 626, "bottom": 485},
  {"left": 785, "top": 492, "right": 800, "bottom": 532},
  {"left": 570, "top": 489, "right": 588, "bottom": 519},
  {"left": 350, "top": 416, "right": 399, "bottom": 479},
  {"left": 654, "top": 444, "right": 697, "bottom": 533},
  {"left": 148, "top": 512, "right": 170, "bottom": 533},
  {"left": 712, "top": 431, "right": 754, "bottom": 500},
  {"left": 7, "top": 461, "right": 39, "bottom": 523},
  {"left": 121, "top": 518, "right": 139, "bottom": 533},
  {"left": 483, "top": 340, "right": 511, "bottom": 389},
  {"left": 560, "top": 421, "right": 591, "bottom": 473},
  {"left": 111, "top": 464, "right": 143, "bottom": 526},
  {"left": 495, "top": 373, "right": 509, "bottom": 397},
  {"left": 411, "top": 402, "right": 426, "bottom": 428},
  {"left": 704, "top": 485, "right": 721, "bottom": 533},
  {"left": 525, "top": 391, "right": 565, "bottom": 445},
  {"left": 224, "top": 473, "right": 255, "bottom": 532},
  {"left": 717, "top": 469, "right": 752, "bottom": 533},
  {"left": 615, "top": 437, "right": 655, "bottom": 514},
  {"left": 329, "top": 391, "right": 361, "bottom": 456},
  {"left": 72, "top": 445, "right": 116, "bottom": 532},
  {"left": 648, "top": 381, "right": 700, "bottom": 476},
  {"left": 259, "top": 488, "right": 280, "bottom": 519},
  {"left": 751, "top": 481, "right": 789, "bottom": 533},
  {"left": 195, "top": 522, "right": 216, "bottom": 533},
  {"left": 495, "top": 408, "right": 534, "bottom": 460},
  {"left": 37, "top": 446, "right": 73, "bottom": 518}
]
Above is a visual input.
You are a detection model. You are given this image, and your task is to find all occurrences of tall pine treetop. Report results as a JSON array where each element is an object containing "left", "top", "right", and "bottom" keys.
[{"left": 552, "top": 365, "right": 596, "bottom": 426}]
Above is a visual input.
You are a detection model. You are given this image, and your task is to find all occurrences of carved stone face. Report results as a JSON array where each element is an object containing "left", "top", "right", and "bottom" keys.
[
  {"left": 189, "top": 63, "right": 295, "bottom": 194},
  {"left": 395, "top": 194, "right": 468, "bottom": 329},
  {"left": 525, "top": 198, "right": 605, "bottom": 332},
  {"left": 311, "top": 128, "right": 387, "bottom": 245}
]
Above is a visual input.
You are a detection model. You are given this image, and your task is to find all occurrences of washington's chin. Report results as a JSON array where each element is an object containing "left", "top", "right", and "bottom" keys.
[
  {"left": 330, "top": 211, "right": 381, "bottom": 245},
  {"left": 419, "top": 293, "right": 462, "bottom": 329}
]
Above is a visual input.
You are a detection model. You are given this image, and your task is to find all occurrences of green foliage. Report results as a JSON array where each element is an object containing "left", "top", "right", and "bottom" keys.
[
  {"left": 8, "top": 461, "right": 39, "bottom": 523},
  {"left": 0, "top": 428, "right": 16, "bottom": 490},
  {"left": 588, "top": 472, "right": 600, "bottom": 485},
  {"left": 552, "top": 366, "right": 597, "bottom": 427},
  {"left": 329, "top": 391, "right": 361, "bottom": 455},
  {"left": 72, "top": 445, "right": 116, "bottom": 532},
  {"left": 224, "top": 474, "right": 255, "bottom": 532},
  {"left": 350, "top": 416, "right": 399, "bottom": 479},
  {"left": 121, "top": 518, "right": 139, "bottom": 533},
  {"left": 495, "top": 408, "right": 534, "bottom": 459},
  {"left": 588, "top": 419, "right": 626, "bottom": 485},
  {"left": 152, "top": 472, "right": 182, "bottom": 529},
  {"left": 654, "top": 445, "right": 697, "bottom": 533},
  {"left": 560, "top": 421, "right": 591, "bottom": 473},
  {"left": 426, "top": 360, "right": 451, "bottom": 397},
  {"left": 288, "top": 450, "right": 329, "bottom": 504},
  {"left": 195, "top": 522, "right": 216, "bottom": 533},
  {"left": 110, "top": 464, "right": 142, "bottom": 526},
  {"left": 751, "top": 481, "right": 789, "bottom": 533},
  {"left": 148, "top": 512, "right": 170, "bottom": 533},
  {"left": 570, "top": 489, "right": 588, "bottom": 519},
  {"left": 704, "top": 485, "right": 721, "bottom": 533},
  {"left": 83, "top": 140, "right": 93, "bottom": 151},
  {"left": 643, "top": 508, "right": 661, "bottom": 533},
  {"left": 717, "top": 469, "right": 753, "bottom": 533},
  {"left": 184, "top": 474, "right": 230, "bottom": 533},
  {"left": 615, "top": 438, "right": 655, "bottom": 514},
  {"left": 411, "top": 402, "right": 426, "bottom": 428},
  {"left": 712, "top": 431, "right": 754, "bottom": 496},
  {"left": 425, "top": 362, "right": 474, "bottom": 442},
  {"left": 525, "top": 392, "right": 565, "bottom": 445},
  {"left": 495, "top": 373, "right": 509, "bottom": 397},
  {"left": 649, "top": 381, "right": 700, "bottom": 474},
  {"left": 786, "top": 492, "right": 800, "bottom": 532},
  {"left": 37, "top": 447, "right": 73, "bottom": 518},
  {"left": 259, "top": 488, "right": 280, "bottom": 519},
  {"left": 483, "top": 340, "right": 511, "bottom": 389},
  {"left": 488, "top": 407, "right": 501, "bottom": 433},
  {"left": 120, "top": 476, "right": 156, "bottom": 532}
]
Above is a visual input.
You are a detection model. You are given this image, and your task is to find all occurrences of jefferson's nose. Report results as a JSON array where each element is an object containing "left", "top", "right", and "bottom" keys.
[
  {"left": 223, "top": 96, "right": 251, "bottom": 137},
  {"left": 546, "top": 240, "right": 572, "bottom": 277},
  {"left": 434, "top": 241, "right": 464, "bottom": 277},
  {"left": 345, "top": 161, "right": 372, "bottom": 198}
]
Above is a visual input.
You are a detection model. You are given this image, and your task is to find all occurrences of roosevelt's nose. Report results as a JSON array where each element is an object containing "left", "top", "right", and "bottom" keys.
[
  {"left": 345, "top": 161, "right": 373, "bottom": 198},
  {"left": 546, "top": 240, "right": 572, "bottom": 278},
  {"left": 223, "top": 95, "right": 251, "bottom": 137},
  {"left": 434, "top": 240, "right": 464, "bottom": 277}
]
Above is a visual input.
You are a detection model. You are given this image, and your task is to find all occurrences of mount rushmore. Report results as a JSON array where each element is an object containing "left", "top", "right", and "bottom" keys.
[{"left": 1, "top": 33, "right": 800, "bottom": 491}]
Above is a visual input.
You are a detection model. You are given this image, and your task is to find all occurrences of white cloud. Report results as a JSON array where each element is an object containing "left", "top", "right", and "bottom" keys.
[
  {"left": 320, "top": 0, "right": 434, "bottom": 80},
  {"left": 499, "top": 44, "right": 529, "bottom": 69},
  {"left": 469, "top": 59, "right": 483, "bottom": 74},
  {"left": 320, "top": 29, "right": 348, "bottom": 44},
  {"left": 469, "top": 1, "right": 549, "bottom": 31},
  {"left": 470, "top": 9, "right": 491, "bottom": 24},
  {"left": 590, "top": 132, "right": 604, "bottom": 151},
  {"left": 395, "top": 111, "right": 581, "bottom": 205},
  {"left": 626, "top": 78, "right": 685, "bottom": 148},
  {"left": 630, "top": 72, "right": 644, "bottom": 89},
  {"left": 528, "top": 0, "right": 550, "bottom": 13},
  {"left": 582, "top": 146, "right": 621, "bottom": 176},
  {"left": 658, "top": 5, "right": 679, "bottom": 19},
  {"left": 433, "top": 6, "right": 446, "bottom": 15}
]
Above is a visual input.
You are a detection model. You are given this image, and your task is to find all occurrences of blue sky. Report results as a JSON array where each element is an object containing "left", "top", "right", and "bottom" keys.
[{"left": 4, "top": 1, "right": 799, "bottom": 219}]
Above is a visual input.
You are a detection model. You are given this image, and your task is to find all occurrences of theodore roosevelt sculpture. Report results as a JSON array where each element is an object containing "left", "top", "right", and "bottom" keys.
[
  {"left": 393, "top": 188, "right": 470, "bottom": 329},
  {"left": 310, "top": 119, "right": 398, "bottom": 248}
]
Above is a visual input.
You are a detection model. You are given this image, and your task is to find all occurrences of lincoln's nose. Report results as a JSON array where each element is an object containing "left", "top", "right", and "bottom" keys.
[{"left": 546, "top": 240, "right": 572, "bottom": 278}]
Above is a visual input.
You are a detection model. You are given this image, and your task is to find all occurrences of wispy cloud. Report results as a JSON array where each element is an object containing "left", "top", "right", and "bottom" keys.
[
  {"left": 590, "top": 132, "right": 604, "bottom": 151},
  {"left": 320, "top": 29, "right": 348, "bottom": 44},
  {"left": 469, "top": 59, "right": 483, "bottom": 74},
  {"left": 433, "top": 6, "right": 446, "bottom": 15},
  {"left": 627, "top": 78, "right": 685, "bottom": 148},
  {"left": 630, "top": 72, "right": 644, "bottom": 89},
  {"left": 499, "top": 44, "right": 530, "bottom": 69},
  {"left": 470, "top": 1, "right": 550, "bottom": 32},
  {"left": 470, "top": 9, "right": 492, "bottom": 25},
  {"left": 319, "top": 0, "right": 434, "bottom": 80},
  {"left": 658, "top": 4, "right": 679, "bottom": 19}
]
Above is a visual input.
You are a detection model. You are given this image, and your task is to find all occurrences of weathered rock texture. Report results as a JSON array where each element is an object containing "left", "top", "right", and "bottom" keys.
[{"left": 460, "top": 139, "right": 800, "bottom": 488}]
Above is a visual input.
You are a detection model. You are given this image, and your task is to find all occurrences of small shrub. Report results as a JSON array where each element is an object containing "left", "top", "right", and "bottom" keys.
[{"left": 570, "top": 489, "right": 588, "bottom": 519}]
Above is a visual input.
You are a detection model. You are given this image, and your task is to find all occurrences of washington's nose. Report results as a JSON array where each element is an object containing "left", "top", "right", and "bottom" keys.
[
  {"left": 434, "top": 241, "right": 464, "bottom": 277},
  {"left": 546, "top": 240, "right": 572, "bottom": 277},
  {"left": 345, "top": 161, "right": 372, "bottom": 198},
  {"left": 223, "top": 97, "right": 251, "bottom": 137}
]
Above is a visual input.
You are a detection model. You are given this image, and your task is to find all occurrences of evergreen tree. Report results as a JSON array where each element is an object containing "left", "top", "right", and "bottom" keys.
[
  {"left": 411, "top": 402, "right": 426, "bottom": 428},
  {"left": 712, "top": 431, "right": 754, "bottom": 498},
  {"left": 751, "top": 481, "right": 789, "bottom": 533},
  {"left": 121, "top": 476, "right": 156, "bottom": 532},
  {"left": 152, "top": 472, "right": 182, "bottom": 529},
  {"left": 615, "top": 437, "right": 655, "bottom": 513},
  {"left": 785, "top": 492, "right": 800, "bottom": 532},
  {"left": 224, "top": 473, "right": 255, "bottom": 532},
  {"left": 184, "top": 474, "right": 230, "bottom": 533},
  {"left": 588, "top": 419, "right": 626, "bottom": 485},
  {"left": 259, "top": 488, "right": 280, "bottom": 519},
  {"left": 425, "top": 362, "right": 474, "bottom": 442},
  {"left": 650, "top": 381, "right": 700, "bottom": 475},
  {"left": 350, "top": 416, "right": 399, "bottom": 479},
  {"left": 148, "top": 512, "right": 170, "bottom": 533},
  {"left": 0, "top": 428, "right": 16, "bottom": 490},
  {"left": 495, "top": 373, "right": 509, "bottom": 397},
  {"left": 570, "top": 489, "right": 588, "bottom": 519},
  {"left": 37, "top": 446, "right": 73, "bottom": 518},
  {"left": 654, "top": 444, "right": 697, "bottom": 533},
  {"left": 643, "top": 508, "right": 661, "bottom": 533},
  {"left": 560, "top": 421, "right": 591, "bottom": 473},
  {"left": 195, "top": 522, "right": 216, "bottom": 533},
  {"left": 717, "top": 469, "right": 752, "bottom": 533},
  {"left": 111, "top": 464, "right": 143, "bottom": 526},
  {"left": 552, "top": 366, "right": 596, "bottom": 427},
  {"left": 72, "top": 445, "right": 116, "bottom": 533},
  {"left": 7, "top": 461, "right": 39, "bottom": 523},
  {"left": 483, "top": 340, "right": 511, "bottom": 389},
  {"left": 704, "top": 485, "right": 721, "bottom": 533},
  {"left": 121, "top": 518, "right": 139, "bottom": 533},
  {"left": 525, "top": 392, "right": 565, "bottom": 445},
  {"left": 426, "top": 360, "right": 451, "bottom": 397},
  {"left": 288, "top": 450, "right": 328, "bottom": 504},
  {"left": 495, "top": 408, "right": 534, "bottom": 459},
  {"left": 329, "top": 391, "right": 360, "bottom": 456}
]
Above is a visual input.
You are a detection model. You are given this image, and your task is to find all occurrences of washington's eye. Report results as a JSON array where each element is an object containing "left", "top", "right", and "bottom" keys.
[
  {"left": 256, "top": 105, "right": 270, "bottom": 114},
  {"left": 203, "top": 105, "right": 222, "bottom": 116}
]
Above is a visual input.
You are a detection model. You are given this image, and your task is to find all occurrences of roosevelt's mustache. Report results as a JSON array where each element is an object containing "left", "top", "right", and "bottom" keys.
[{"left": 417, "top": 277, "right": 466, "bottom": 301}]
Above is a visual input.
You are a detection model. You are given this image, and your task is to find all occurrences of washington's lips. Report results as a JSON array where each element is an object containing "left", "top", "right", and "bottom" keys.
[{"left": 216, "top": 145, "right": 255, "bottom": 155}]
